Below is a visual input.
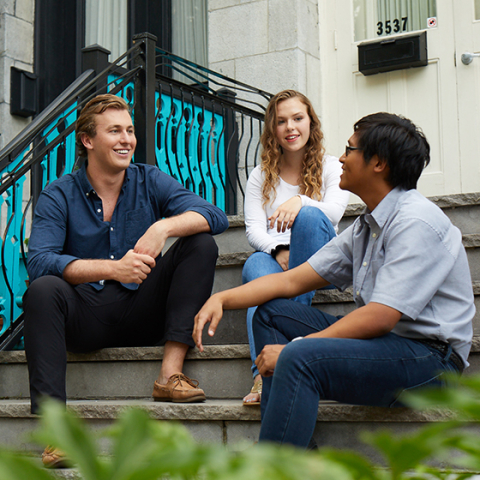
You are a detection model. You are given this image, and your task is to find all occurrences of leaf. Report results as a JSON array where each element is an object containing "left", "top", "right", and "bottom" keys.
[
  {"left": 31, "top": 399, "right": 108, "bottom": 480},
  {"left": 0, "top": 451, "right": 55, "bottom": 480},
  {"left": 361, "top": 422, "right": 455, "bottom": 480},
  {"left": 321, "top": 448, "right": 383, "bottom": 480}
]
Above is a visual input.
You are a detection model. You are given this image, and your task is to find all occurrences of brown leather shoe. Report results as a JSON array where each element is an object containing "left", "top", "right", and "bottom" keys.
[
  {"left": 42, "top": 446, "right": 70, "bottom": 468},
  {"left": 152, "top": 373, "right": 206, "bottom": 403}
]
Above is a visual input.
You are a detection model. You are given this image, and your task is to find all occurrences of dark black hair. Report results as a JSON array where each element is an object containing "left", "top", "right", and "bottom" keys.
[{"left": 354, "top": 112, "right": 430, "bottom": 190}]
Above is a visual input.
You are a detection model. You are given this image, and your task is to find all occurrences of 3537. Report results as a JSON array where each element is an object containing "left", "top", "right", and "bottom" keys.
[{"left": 377, "top": 17, "right": 408, "bottom": 35}]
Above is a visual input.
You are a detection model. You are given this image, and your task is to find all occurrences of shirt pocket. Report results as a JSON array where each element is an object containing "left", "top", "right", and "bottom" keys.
[{"left": 125, "top": 206, "right": 155, "bottom": 247}]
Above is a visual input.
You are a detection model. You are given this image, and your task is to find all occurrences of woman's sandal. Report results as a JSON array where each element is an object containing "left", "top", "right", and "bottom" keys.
[{"left": 243, "top": 378, "right": 262, "bottom": 406}]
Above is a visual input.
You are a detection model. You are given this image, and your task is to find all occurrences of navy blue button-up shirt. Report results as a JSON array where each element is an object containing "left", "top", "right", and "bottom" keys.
[{"left": 27, "top": 163, "right": 229, "bottom": 289}]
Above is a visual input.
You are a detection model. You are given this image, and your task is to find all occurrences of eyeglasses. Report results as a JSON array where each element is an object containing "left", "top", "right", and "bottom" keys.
[{"left": 345, "top": 145, "right": 362, "bottom": 156}]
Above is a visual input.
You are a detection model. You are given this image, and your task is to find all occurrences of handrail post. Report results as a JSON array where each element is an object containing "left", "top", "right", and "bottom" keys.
[
  {"left": 81, "top": 44, "right": 111, "bottom": 97},
  {"left": 133, "top": 32, "right": 157, "bottom": 165}
]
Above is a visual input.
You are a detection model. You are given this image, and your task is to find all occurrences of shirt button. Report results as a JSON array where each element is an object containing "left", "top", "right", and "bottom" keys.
[
  {"left": 86, "top": 192, "right": 89, "bottom": 197},
  {"left": 110, "top": 255, "right": 115, "bottom": 259},
  {"left": 372, "top": 233, "right": 377, "bottom": 238},
  {"left": 110, "top": 227, "right": 114, "bottom": 231},
  {"left": 356, "top": 290, "right": 360, "bottom": 295},
  {"left": 97, "top": 209, "right": 102, "bottom": 213},
  {"left": 99, "top": 280, "right": 104, "bottom": 285},
  {"left": 363, "top": 261, "right": 367, "bottom": 267}
]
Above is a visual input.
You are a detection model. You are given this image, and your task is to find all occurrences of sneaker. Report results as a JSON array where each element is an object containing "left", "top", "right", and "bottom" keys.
[
  {"left": 42, "top": 446, "right": 70, "bottom": 468},
  {"left": 152, "top": 373, "right": 206, "bottom": 403}
]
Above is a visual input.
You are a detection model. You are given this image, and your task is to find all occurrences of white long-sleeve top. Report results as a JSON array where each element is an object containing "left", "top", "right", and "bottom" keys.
[{"left": 244, "top": 154, "right": 350, "bottom": 254}]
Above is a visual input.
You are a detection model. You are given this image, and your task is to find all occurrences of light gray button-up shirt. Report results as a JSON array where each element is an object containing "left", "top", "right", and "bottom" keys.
[{"left": 308, "top": 187, "right": 475, "bottom": 367}]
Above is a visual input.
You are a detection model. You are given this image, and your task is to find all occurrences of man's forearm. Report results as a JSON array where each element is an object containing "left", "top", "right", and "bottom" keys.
[
  {"left": 134, "top": 211, "right": 211, "bottom": 259},
  {"left": 308, "top": 302, "right": 402, "bottom": 340},
  {"left": 62, "top": 259, "right": 116, "bottom": 285},
  {"left": 158, "top": 211, "right": 211, "bottom": 237},
  {"left": 220, "top": 262, "right": 326, "bottom": 310},
  {"left": 63, "top": 250, "right": 155, "bottom": 285}
]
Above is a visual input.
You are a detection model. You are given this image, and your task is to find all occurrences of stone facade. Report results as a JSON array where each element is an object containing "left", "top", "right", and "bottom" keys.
[
  {"left": 208, "top": 0, "right": 321, "bottom": 109},
  {"left": 0, "top": 0, "right": 35, "bottom": 150},
  {"left": 0, "top": 1, "right": 322, "bottom": 149}
]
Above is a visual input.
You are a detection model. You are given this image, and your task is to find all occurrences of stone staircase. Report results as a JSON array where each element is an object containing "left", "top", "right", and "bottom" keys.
[{"left": 0, "top": 192, "right": 479, "bottom": 462}]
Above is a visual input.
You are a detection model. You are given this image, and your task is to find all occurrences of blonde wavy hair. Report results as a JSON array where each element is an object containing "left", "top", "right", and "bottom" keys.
[{"left": 260, "top": 90, "right": 325, "bottom": 206}]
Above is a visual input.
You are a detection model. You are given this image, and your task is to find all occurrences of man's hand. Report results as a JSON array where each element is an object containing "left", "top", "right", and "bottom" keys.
[
  {"left": 134, "top": 222, "right": 169, "bottom": 259},
  {"left": 255, "top": 344, "right": 286, "bottom": 376},
  {"left": 275, "top": 249, "right": 289, "bottom": 271},
  {"left": 269, "top": 196, "right": 302, "bottom": 233},
  {"left": 193, "top": 294, "right": 224, "bottom": 352},
  {"left": 114, "top": 249, "right": 156, "bottom": 284}
]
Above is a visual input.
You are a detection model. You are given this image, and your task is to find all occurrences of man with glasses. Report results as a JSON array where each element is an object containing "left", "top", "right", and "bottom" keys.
[{"left": 194, "top": 112, "right": 475, "bottom": 448}]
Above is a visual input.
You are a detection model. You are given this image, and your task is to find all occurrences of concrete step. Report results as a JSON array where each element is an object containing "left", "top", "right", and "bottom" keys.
[
  {"left": 0, "top": 345, "right": 252, "bottom": 402},
  {"left": 314, "top": 282, "right": 480, "bottom": 336},
  {"left": 2, "top": 340, "right": 480, "bottom": 402},
  {"left": 213, "top": 233, "right": 480, "bottom": 286},
  {"left": 1, "top": 397, "right": 477, "bottom": 463},
  {"left": 465, "top": 234, "right": 480, "bottom": 281},
  {"left": 213, "top": 247, "right": 480, "bottom": 337},
  {"left": 337, "top": 192, "right": 480, "bottom": 235}
]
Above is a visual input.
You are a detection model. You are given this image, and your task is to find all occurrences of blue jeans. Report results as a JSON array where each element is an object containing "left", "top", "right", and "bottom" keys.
[
  {"left": 253, "top": 299, "right": 461, "bottom": 448},
  {"left": 242, "top": 207, "right": 336, "bottom": 378}
]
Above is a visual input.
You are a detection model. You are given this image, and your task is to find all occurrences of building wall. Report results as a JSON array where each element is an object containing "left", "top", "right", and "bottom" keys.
[
  {"left": 0, "top": 0, "right": 35, "bottom": 150},
  {"left": 208, "top": 0, "right": 321, "bottom": 110},
  {"left": 0, "top": 0, "right": 321, "bottom": 148}
]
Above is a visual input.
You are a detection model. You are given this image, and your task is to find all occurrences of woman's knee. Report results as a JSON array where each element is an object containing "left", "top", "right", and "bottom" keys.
[
  {"left": 292, "top": 206, "right": 329, "bottom": 230},
  {"left": 242, "top": 252, "right": 273, "bottom": 283},
  {"left": 291, "top": 207, "right": 336, "bottom": 247}
]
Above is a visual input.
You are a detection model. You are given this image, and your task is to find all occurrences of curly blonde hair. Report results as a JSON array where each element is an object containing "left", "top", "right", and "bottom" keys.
[{"left": 260, "top": 90, "right": 325, "bottom": 206}]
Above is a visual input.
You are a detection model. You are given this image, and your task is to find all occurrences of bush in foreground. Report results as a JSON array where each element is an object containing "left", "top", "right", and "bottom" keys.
[{"left": 1, "top": 374, "right": 480, "bottom": 480}]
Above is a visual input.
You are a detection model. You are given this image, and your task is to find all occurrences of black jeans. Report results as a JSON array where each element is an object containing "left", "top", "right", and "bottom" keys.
[{"left": 23, "top": 233, "right": 218, "bottom": 413}]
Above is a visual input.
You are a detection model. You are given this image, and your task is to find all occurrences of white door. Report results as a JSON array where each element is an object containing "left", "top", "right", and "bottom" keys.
[
  {"left": 320, "top": 0, "right": 478, "bottom": 198},
  {"left": 454, "top": 2, "right": 480, "bottom": 194}
]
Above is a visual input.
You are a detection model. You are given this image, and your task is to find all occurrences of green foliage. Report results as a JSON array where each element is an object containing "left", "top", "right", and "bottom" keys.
[{"left": 2, "top": 374, "right": 480, "bottom": 479}]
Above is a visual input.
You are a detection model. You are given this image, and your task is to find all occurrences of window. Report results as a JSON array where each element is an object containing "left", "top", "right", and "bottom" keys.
[
  {"left": 354, "top": 0, "right": 437, "bottom": 42},
  {"left": 85, "top": 0, "right": 128, "bottom": 61}
]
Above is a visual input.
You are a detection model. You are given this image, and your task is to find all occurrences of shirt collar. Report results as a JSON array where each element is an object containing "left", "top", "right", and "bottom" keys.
[
  {"left": 77, "top": 163, "right": 95, "bottom": 195},
  {"left": 361, "top": 187, "right": 407, "bottom": 229},
  {"left": 77, "top": 162, "right": 131, "bottom": 196}
]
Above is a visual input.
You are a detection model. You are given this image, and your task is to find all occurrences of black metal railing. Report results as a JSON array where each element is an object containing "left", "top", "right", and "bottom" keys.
[{"left": 0, "top": 33, "right": 270, "bottom": 350}]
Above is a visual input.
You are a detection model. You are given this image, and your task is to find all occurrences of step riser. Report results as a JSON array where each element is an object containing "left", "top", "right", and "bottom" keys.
[
  {"left": 213, "top": 246, "right": 480, "bottom": 286},
  {"left": 0, "top": 416, "right": 444, "bottom": 462},
  {"left": 337, "top": 196, "right": 480, "bottom": 236},
  {"left": 213, "top": 268, "right": 480, "bottom": 334},
  {"left": 2, "top": 403, "right": 480, "bottom": 465},
  {"left": 0, "top": 358, "right": 254, "bottom": 401},
  {"left": 316, "top": 295, "right": 480, "bottom": 334},
  {"left": 3, "top": 349, "right": 480, "bottom": 401}
]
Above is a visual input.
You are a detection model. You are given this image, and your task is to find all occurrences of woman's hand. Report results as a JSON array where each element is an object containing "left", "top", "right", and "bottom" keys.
[
  {"left": 269, "top": 196, "right": 302, "bottom": 233},
  {"left": 275, "top": 249, "right": 289, "bottom": 271}
]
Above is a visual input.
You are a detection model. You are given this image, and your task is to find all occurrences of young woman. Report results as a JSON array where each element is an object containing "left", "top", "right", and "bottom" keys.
[{"left": 242, "top": 90, "right": 349, "bottom": 405}]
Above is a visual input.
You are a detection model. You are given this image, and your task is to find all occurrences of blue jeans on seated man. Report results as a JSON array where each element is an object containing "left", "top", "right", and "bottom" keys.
[
  {"left": 242, "top": 207, "right": 336, "bottom": 379},
  {"left": 252, "top": 298, "right": 462, "bottom": 448}
]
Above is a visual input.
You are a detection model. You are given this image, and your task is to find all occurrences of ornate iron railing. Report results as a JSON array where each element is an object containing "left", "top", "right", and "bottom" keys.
[{"left": 0, "top": 33, "right": 270, "bottom": 350}]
